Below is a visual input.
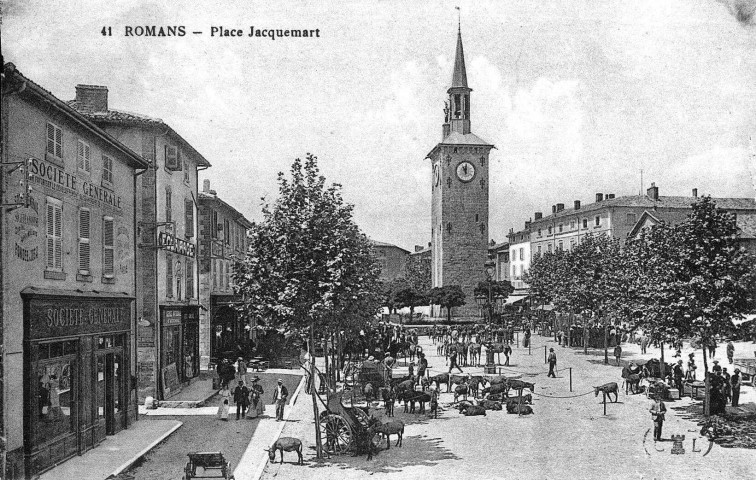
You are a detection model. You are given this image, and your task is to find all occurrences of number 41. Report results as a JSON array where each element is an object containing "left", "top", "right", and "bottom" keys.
[{"left": 101, "top": 26, "right": 112, "bottom": 36}]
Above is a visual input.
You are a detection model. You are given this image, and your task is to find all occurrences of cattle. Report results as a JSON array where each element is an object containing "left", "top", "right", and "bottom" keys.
[
  {"left": 507, "top": 379, "right": 535, "bottom": 393},
  {"left": 594, "top": 382, "right": 619, "bottom": 403},
  {"left": 485, "top": 392, "right": 506, "bottom": 402},
  {"left": 395, "top": 379, "right": 415, "bottom": 395},
  {"left": 266, "top": 437, "right": 304, "bottom": 465},
  {"left": 505, "top": 402, "right": 533, "bottom": 415},
  {"left": 430, "top": 373, "right": 450, "bottom": 392},
  {"left": 478, "top": 399, "right": 503, "bottom": 411},
  {"left": 453, "top": 383, "right": 469, "bottom": 403},
  {"left": 481, "top": 383, "right": 509, "bottom": 397},
  {"left": 489, "top": 343, "right": 506, "bottom": 364},
  {"left": 460, "top": 404, "right": 487, "bottom": 416},
  {"left": 374, "top": 420, "right": 405, "bottom": 449}
]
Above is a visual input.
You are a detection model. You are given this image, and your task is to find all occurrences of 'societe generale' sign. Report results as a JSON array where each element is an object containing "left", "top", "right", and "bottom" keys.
[
  {"left": 27, "top": 296, "right": 131, "bottom": 340},
  {"left": 29, "top": 157, "right": 123, "bottom": 210}
]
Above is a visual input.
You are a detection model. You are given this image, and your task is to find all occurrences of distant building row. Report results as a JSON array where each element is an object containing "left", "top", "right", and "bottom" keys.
[
  {"left": 1, "top": 63, "right": 252, "bottom": 478},
  {"left": 499, "top": 184, "right": 756, "bottom": 296}
]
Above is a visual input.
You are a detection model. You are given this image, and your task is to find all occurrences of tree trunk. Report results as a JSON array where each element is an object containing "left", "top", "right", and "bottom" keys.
[
  {"left": 659, "top": 341, "right": 665, "bottom": 379},
  {"left": 583, "top": 320, "right": 588, "bottom": 355},
  {"left": 447, "top": 306, "right": 452, "bottom": 324},
  {"left": 309, "top": 322, "right": 323, "bottom": 458},
  {"left": 603, "top": 322, "right": 609, "bottom": 365},
  {"left": 409, "top": 305, "right": 415, "bottom": 325},
  {"left": 323, "top": 332, "right": 330, "bottom": 391},
  {"left": 702, "top": 342, "right": 710, "bottom": 417}
]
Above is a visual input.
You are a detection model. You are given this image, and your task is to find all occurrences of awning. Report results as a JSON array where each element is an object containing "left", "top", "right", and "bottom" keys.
[
  {"left": 505, "top": 295, "right": 529, "bottom": 305},
  {"left": 732, "top": 314, "right": 756, "bottom": 326}
]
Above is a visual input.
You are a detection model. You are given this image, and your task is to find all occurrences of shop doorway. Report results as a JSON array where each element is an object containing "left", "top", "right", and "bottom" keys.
[{"left": 96, "top": 343, "right": 125, "bottom": 436}]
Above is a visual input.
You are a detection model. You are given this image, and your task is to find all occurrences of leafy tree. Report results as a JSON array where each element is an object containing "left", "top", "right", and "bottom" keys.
[
  {"left": 429, "top": 285, "right": 466, "bottom": 323},
  {"left": 401, "top": 253, "right": 432, "bottom": 295},
  {"left": 233, "top": 153, "right": 381, "bottom": 456}
]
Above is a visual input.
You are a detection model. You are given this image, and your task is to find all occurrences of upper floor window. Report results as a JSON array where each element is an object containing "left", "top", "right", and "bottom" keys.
[
  {"left": 165, "top": 187, "right": 172, "bottom": 223},
  {"left": 46, "top": 198, "right": 63, "bottom": 270},
  {"left": 224, "top": 219, "right": 231, "bottom": 245},
  {"left": 595, "top": 216, "right": 601, "bottom": 226},
  {"left": 47, "top": 123, "right": 63, "bottom": 159},
  {"left": 103, "top": 216, "right": 115, "bottom": 278},
  {"left": 78, "top": 208, "right": 91, "bottom": 275},
  {"left": 537, "top": 228, "right": 542, "bottom": 237},
  {"left": 547, "top": 244, "right": 553, "bottom": 253},
  {"left": 183, "top": 159, "right": 190, "bottom": 184},
  {"left": 558, "top": 224, "right": 563, "bottom": 233},
  {"left": 102, "top": 155, "right": 114, "bottom": 185},
  {"left": 519, "top": 248, "right": 524, "bottom": 261},
  {"left": 537, "top": 245, "right": 542, "bottom": 255},
  {"left": 547, "top": 226, "right": 552, "bottom": 235},
  {"left": 558, "top": 241, "right": 563, "bottom": 251},
  {"left": 166, "top": 253, "right": 174, "bottom": 298},
  {"left": 570, "top": 220, "right": 575, "bottom": 229},
  {"left": 582, "top": 219, "right": 588, "bottom": 229},
  {"left": 77, "top": 140, "right": 91, "bottom": 173},
  {"left": 185, "top": 199, "right": 194, "bottom": 238},
  {"left": 211, "top": 210, "right": 218, "bottom": 239}
]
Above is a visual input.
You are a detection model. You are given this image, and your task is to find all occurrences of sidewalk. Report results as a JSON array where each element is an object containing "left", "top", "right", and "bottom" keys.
[
  {"left": 233, "top": 370, "right": 308, "bottom": 480},
  {"left": 39, "top": 419, "right": 182, "bottom": 480}
]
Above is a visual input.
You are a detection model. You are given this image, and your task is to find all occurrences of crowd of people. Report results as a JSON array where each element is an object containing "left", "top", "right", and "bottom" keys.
[{"left": 215, "top": 357, "right": 288, "bottom": 421}]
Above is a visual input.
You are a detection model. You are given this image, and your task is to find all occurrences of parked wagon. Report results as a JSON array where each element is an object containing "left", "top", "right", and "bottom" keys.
[
  {"left": 734, "top": 358, "right": 756, "bottom": 386},
  {"left": 183, "top": 452, "right": 233, "bottom": 480},
  {"left": 319, "top": 391, "right": 383, "bottom": 455}
]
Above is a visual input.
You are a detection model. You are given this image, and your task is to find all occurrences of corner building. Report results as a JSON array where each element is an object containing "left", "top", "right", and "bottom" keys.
[
  {"left": 427, "top": 28, "right": 494, "bottom": 320},
  {"left": 70, "top": 85, "right": 211, "bottom": 401},
  {"left": 1, "top": 64, "right": 148, "bottom": 479}
]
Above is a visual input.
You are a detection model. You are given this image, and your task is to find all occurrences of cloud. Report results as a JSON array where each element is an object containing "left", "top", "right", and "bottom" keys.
[{"left": 666, "top": 146, "right": 755, "bottom": 197}]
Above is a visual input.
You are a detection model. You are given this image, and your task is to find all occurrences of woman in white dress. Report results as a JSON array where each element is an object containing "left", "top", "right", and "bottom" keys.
[{"left": 217, "top": 384, "right": 231, "bottom": 421}]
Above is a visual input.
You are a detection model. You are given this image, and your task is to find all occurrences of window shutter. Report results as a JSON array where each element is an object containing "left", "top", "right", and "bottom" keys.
[
  {"left": 166, "top": 253, "right": 173, "bottom": 297},
  {"left": 55, "top": 127, "right": 62, "bottom": 157},
  {"left": 77, "top": 140, "right": 85, "bottom": 169},
  {"left": 84, "top": 143, "right": 91, "bottom": 172},
  {"left": 54, "top": 204, "right": 62, "bottom": 268},
  {"left": 79, "top": 209, "right": 91, "bottom": 274},
  {"left": 103, "top": 155, "right": 113, "bottom": 184},
  {"left": 47, "top": 124, "right": 56, "bottom": 156},
  {"left": 186, "top": 263, "right": 193, "bottom": 299},
  {"left": 165, "top": 145, "right": 179, "bottom": 170},
  {"left": 185, "top": 200, "right": 194, "bottom": 238},
  {"left": 166, "top": 188, "right": 172, "bottom": 224},
  {"left": 103, "top": 217, "right": 115, "bottom": 277},
  {"left": 46, "top": 203, "right": 55, "bottom": 268}
]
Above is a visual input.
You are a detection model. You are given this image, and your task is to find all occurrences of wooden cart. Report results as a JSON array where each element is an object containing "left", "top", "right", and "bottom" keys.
[
  {"left": 734, "top": 358, "right": 756, "bottom": 386},
  {"left": 183, "top": 452, "right": 233, "bottom": 480}
]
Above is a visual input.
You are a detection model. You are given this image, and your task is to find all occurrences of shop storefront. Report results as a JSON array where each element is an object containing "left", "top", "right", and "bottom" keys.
[
  {"left": 159, "top": 306, "right": 200, "bottom": 399},
  {"left": 209, "top": 295, "right": 248, "bottom": 363},
  {"left": 22, "top": 289, "right": 134, "bottom": 476}
]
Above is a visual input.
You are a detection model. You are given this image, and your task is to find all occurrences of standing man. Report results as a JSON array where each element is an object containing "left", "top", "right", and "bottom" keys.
[
  {"left": 731, "top": 369, "right": 741, "bottom": 407},
  {"left": 726, "top": 340, "right": 735, "bottom": 365},
  {"left": 417, "top": 353, "right": 428, "bottom": 387},
  {"left": 649, "top": 395, "right": 667, "bottom": 441},
  {"left": 547, "top": 348, "right": 557, "bottom": 378},
  {"left": 272, "top": 378, "right": 289, "bottom": 421},
  {"left": 504, "top": 343, "right": 512, "bottom": 366},
  {"left": 233, "top": 380, "right": 249, "bottom": 420},
  {"left": 640, "top": 335, "right": 648, "bottom": 354},
  {"left": 673, "top": 360, "right": 684, "bottom": 395},
  {"left": 614, "top": 344, "right": 623, "bottom": 366}
]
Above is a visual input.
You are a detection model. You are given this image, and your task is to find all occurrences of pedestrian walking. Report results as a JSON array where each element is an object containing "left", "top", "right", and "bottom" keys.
[
  {"left": 547, "top": 348, "right": 557, "bottom": 378},
  {"left": 686, "top": 353, "right": 697, "bottom": 381},
  {"left": 708, "top": 339, "right": 717, "bottom": 359},
  {"left": 504, "top": 344, "right": 512, "bottom": 366},
  {"left": 272, "top": 378, "right": 288, "bottom": 421},
  {"left": 726, "top": 340, "right": 735, "bottom": 365},
  {"left": 217, "top": 384, "right": 231, "bottom": 421},
  {"left": 233, "top": 380, "right": 250, "bottom": 420},
  {"left": 236, "top": 357, "right": 248, "bottom": 385},
  {"left": 448, "top": 350, "right": 463, "bottom": 374},
  {"left": 649, "top": 395, "right": 667, "bottom": 441},
  {"left": 731, "top": 369, "right": 741, "bottom": 407},
  {"left": 248, "top": 376, "right": 265, "bottom": 418},
  {"left": 614, "top": 344, "right": 622, "bottom": 366}
]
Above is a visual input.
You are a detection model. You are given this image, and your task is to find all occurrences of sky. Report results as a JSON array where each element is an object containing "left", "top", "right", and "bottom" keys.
[{"left": 3, "top": 0, "right": 756, "bottom": 251}]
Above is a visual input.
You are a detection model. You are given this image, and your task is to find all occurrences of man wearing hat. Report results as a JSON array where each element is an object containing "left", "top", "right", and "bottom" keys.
[
  {"left": 248, "top": 376, "right": 264, "bottom": 418},
  {"left": 547, "top": 348, "right": 557, "bottom": 377},
  {"left": 233, "top": 380, "right": 249, "bottom": 420},
  {"left": 272, "top": 378, "right": 288, "bottom": 421},
  {"left": 731, "top": 369, "right": 742, "bottom": 407},
  {"left": 712, "top": 359, "right": 722, "bottom": 375}
]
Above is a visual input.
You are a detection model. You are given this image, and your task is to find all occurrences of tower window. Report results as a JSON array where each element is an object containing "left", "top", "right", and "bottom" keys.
[
  {"left": 464, "top": 95, "right": 470, "bottom": 119},
  {"left": 475, "top": 214, "right": 479, "bottom": 222},
  {"left": 454, "top": 94, "right": 461, "bottom": 118},
  {"left": 447, "top": 222, "right": 452, "bottom": 234},
  {"left": 480, "top": 223, "right": 485, "bottom": 235},
  {"left": 480, "top": 156, "right": 486, "bottom": 166},
  {"left": 447, "top": 177, "right": 452, "bottom": 188},
  {"left": 480, "top": 179, "right": 486, "bottom": 189}
]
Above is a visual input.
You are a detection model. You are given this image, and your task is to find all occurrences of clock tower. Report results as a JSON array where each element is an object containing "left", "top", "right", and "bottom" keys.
[{"left": 427, "top": 27, "right": 494, "bottom": 320}]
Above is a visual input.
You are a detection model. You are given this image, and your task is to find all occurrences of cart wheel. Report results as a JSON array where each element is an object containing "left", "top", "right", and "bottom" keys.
[{"left": 322, "top": 414, "right": 352, "bottom": 455}]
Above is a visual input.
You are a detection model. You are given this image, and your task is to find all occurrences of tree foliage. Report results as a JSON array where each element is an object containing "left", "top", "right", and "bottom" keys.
[{"left": 428, "top": 285, "right": 466, "bottom": 323}]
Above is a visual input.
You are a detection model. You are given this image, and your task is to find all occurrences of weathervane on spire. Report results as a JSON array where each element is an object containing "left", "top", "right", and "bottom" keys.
[{"left": 456, "top": 6, "right": 461, "bottom": 31}]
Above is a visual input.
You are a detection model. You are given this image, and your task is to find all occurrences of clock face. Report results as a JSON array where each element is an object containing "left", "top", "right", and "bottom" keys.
[
  {"left": 433, "top": 164, "right": 441, "bottom": 186},
  {"left": 456, "top": 161, "right": 475, "bottom": 182}
]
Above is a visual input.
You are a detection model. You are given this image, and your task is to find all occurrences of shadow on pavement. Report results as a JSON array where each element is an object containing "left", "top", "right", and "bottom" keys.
[{"left": 306, "top": 434, "right": 460, "bottom": 473}]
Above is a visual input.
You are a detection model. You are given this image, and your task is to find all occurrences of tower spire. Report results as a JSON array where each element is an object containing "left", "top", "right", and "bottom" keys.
[{"left": 451, "top": 19, "right": 468, "bottom": 89}]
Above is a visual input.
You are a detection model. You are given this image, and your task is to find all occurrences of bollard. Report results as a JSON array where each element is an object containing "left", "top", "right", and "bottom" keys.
[
  {"left": 569, "top": 367, "right": 573, "bottom": 392},
  {"left": 529, "top": 343, "right": 531, "bottom": 355},
  {"left": 603, "top": 392, "right": 607, "bottom": 416},
  {"left": 544, "top": 345, "right": 547, "bottom": 364}
]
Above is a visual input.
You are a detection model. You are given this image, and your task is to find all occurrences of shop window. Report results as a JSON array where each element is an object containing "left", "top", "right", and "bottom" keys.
[
  {"left": 34, "top": 340, "right": 76, "bottom": 446},
  {"left": 47, "top": 122, "right": 63, "bottom": 159}
]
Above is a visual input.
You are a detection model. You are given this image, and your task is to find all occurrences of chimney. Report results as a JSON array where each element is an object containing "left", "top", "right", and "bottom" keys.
[
  {"left": 415, "top": 245, "right": 424, "bottom": 252},
  {"left": 596, "top": 193, "right": 604, "bottom": 202},
  {"left": 534, "top": 211, "right": 543, "bottom": 220},
  {"left": 209, "top": 189, "right": 217, "bottom": 195},
  {"left": 203, "top": 179, "right": 210, "bottom": 193},
  {"left": 552, "top": 205, "right": 557, "bottom": 214},
  {"left": 692, "top": 188, "right": 698, "bottom": 198},
  {"left": 75, "top": 84, "right": 108, "bottom": 112},
  {"left": 574, "top": 200, "right": 581, "bottom": 210},
  {"left": 525, "top": 221, "right": 531, "bottom": 230},
  {"left": 607, "top": 194, "right": 615, "bottom": 200},
  {"left": 556, "top": 203, "right": 565, "bottom": 212},
  {"left": 647, "top": 183, "right": 659, "bottom": 201}
]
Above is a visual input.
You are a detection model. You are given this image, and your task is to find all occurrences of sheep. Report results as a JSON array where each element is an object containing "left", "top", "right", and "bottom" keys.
[
  {"left": 266, "top": 437, "right": 303, "bottom": 465},
  {"left": 374, "top": 420, "right": 405, "bottom": 449}
]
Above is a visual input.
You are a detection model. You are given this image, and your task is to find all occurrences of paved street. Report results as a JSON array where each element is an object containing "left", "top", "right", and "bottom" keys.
[{"left": 263, "top": 333, "right": 756, "bottom": 480}]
